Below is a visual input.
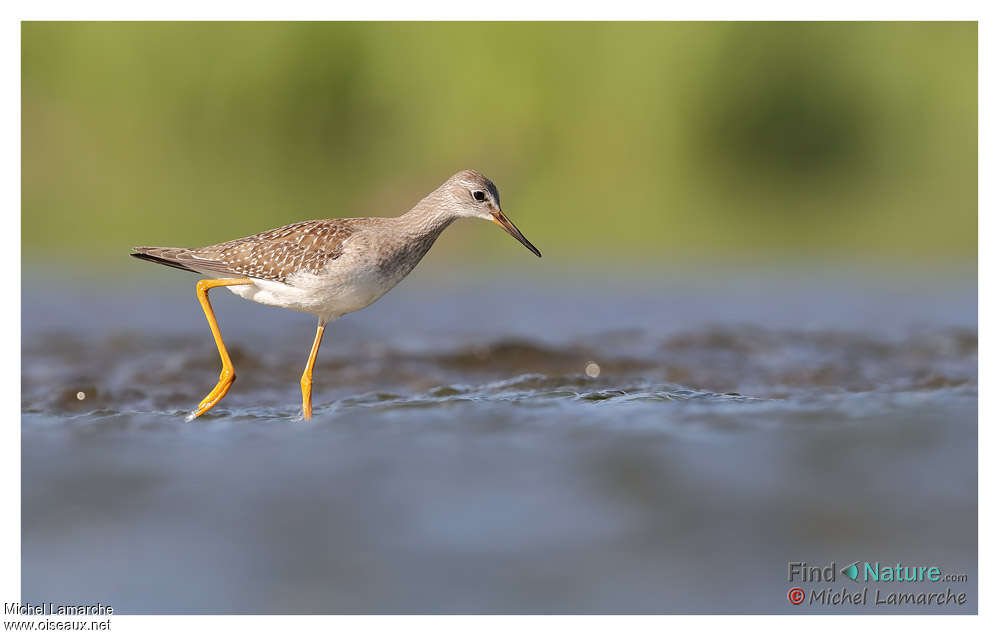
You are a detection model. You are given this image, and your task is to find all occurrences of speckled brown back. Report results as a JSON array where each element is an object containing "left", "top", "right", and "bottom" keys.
[{"left": 132, "top": 219, "right": 358, "bottom": 283}]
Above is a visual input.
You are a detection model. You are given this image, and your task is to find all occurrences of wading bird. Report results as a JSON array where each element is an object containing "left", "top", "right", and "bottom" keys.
[{"left": 131, "top": 170, "right": 541, "bottom": 420}]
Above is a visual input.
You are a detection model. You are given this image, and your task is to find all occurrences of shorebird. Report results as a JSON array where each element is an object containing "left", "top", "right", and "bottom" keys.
[{"left": 131, "top": 170, "right": 541, "bottom": 420}]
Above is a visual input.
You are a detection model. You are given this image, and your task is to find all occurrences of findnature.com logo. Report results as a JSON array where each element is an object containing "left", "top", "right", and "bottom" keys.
[
  {"left": 786, "top": 561, "right": 970, "bottom": 608},
  {"left": 789, "top": 561, "right": 968, "bottom": 584}
]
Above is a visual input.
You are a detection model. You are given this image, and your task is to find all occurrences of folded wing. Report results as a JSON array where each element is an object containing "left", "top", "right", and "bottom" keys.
[{"left": 131, "top": 219, "right": 357, "bottom": 283}]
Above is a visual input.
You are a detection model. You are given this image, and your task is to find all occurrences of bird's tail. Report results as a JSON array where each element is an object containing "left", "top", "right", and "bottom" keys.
[{"left": 130, "top": 246, "right": 199, "bottom": 273}]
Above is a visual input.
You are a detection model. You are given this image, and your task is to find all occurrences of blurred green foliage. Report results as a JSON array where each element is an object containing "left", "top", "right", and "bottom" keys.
[{"left": 22, "top": 22, "right": 976, "bottom": 268}]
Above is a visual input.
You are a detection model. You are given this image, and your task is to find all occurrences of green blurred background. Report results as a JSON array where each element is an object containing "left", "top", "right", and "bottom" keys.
[{"left": 22, "top": 21, "right": 977, "bottom": 271}]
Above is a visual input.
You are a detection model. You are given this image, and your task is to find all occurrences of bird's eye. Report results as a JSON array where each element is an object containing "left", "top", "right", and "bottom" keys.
[{"left": 472, "top": 191, "right": 486, "bottom": 202}]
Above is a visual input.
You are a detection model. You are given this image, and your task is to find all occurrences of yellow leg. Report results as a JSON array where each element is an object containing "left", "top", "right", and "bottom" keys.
[
  {"left": 300, "top": 321, "right": 327, "bottom": 420},
  {"left": 189, "top": 278, "right": 253, "bottom": 420}
]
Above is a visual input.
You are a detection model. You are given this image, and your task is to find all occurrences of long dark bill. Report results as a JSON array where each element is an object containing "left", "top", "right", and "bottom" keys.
[{"left": 492, "top": 210, "right": 542, "bottom": 258}]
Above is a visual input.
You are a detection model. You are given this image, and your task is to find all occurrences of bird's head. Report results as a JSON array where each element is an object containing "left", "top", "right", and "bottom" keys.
[{"left": 438, "top": 169, "right": 542, "bottom": 258}]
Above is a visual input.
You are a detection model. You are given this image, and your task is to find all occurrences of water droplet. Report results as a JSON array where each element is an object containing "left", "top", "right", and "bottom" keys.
[
  {"left": 76, "top": 391, "right": 86, "bottom": 401},
  {"left": 584, "top": 362, "right": 600, "bottom": 378}
]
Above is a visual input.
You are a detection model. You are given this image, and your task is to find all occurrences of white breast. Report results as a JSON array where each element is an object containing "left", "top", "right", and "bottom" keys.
[{"left": 226, "top": 252, "right": 398, "bottom": 323}]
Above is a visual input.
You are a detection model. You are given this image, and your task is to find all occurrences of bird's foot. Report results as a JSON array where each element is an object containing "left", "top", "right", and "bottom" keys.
[{"left": 188, "top": 369, "right": 235, "bottom": 420}]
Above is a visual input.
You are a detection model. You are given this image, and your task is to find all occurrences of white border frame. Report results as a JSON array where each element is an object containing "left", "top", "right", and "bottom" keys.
[{"left": 7, "top": 4, "right": 991, "bottom": 634}]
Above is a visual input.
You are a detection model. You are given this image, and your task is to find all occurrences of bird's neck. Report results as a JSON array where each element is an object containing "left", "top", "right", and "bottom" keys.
[{"left": 397, "top": 193, "right": 458, "bottom": 240}]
